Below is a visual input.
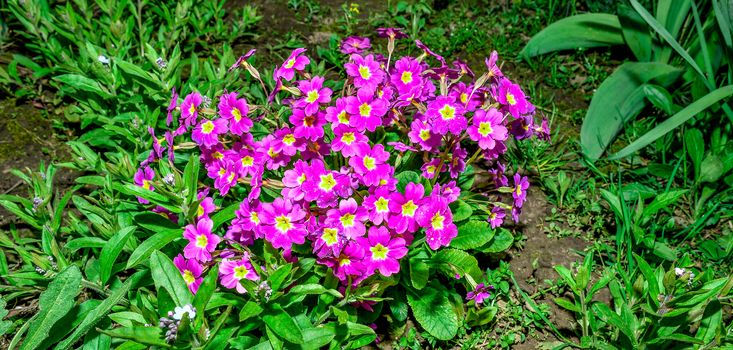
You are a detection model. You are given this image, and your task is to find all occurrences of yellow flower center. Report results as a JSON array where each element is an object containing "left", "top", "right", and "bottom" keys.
[
  {"left": 402, "top": 200, "right": 418, "bottom": 217},
  {"left": 363, "top": 155, "right": 376, "bottom": 170},
  {"left": 306, "top": 90, "right": 320, "bottom": 103},
  {"left": 322, "top": 228, "right": 339, "bottom": 245},
  {"left": 234, "top": 265, "right": 250, "bottom": 279},
  {"left": 197, "top": 204, "right": 205, "bottom": 217},
  {"left": 358, "top": 65, "right": 371, "bottom": 79},
  {"left": 338, "top": 111, "right": 350, "bottom": 124},
  {"left": 401, "top": 71, "right": 413, "bottom": 84},
  {"left": 267, "top": 147, "right": 279, "bottom": 158},
  {"left": 250, "top": 211, "right": 260, "bottom": 224},
  {"left": 241, "top": 155, "right": 254, "bottom": 167},
  {"left": 232, "top": 108, "right": 242, "bottom": 122},
  {"left": 275, "top": 215, "right": 292, "bottom": 233},
  {"left": 359, "top": 103, "right": 372, "bottom": 117},
  {"left": 285, "top": 58, "right": 296, "bottom": 69},
  {"left": 213, "top": 151, "right": 224, "bottom": 160},
  {"left": 297, "top": 173, "right": 306, "bottom": 184},
  {"left": 142, "top": 180, "right": 152, "bottom": 190},
  {"left": 375, "top": 197, "right": 389, "bottom": 212},
  {"left": 201, "top": 120, "right": 215, "bottom": 134},
  {"left": 227, "top": 172, "right": 236, "bottom": 182},
  {"left": 189, "top": 104, "right": 196, "bottom": 115},
  {"left": 419, "top": 129, "right": 431, "bottom": 141},
  {"left": 431, "top": 212, "right": 445, "bottom": 230},
  {"left": 478, "top": 122, "right": 493, "bottom": 136},
  {"left": 506, "top": 92, "right": 516, "bottom": 105},
  {"left": 319, "top": 173, "right": 337, "bottom": 191},
  {"left": 370, "top": 244, "right": 389, "bottom": 260},
  {"left": 196, "top": 234, "right": 208, "bottom": 248},
  {"left": 439, "top": 105, "right": 456, "bottom": 121},
  {"left": 460, "top": 93, "right": 468, "bottom": 104},
  {"left": 426, "top": 165, "right": 436, "bottom": 174},
  {"left": 515, "top": 186, "right": 522, "bottom": 196},
  {"left": 340, "top": 213, "right": 355, "bottom": 228},
  {"left": 218, "top": 168, "right": 227, "bottom": 176},
  {"left": 341, "top": 132, "right": 356, "bottom": 145},
  {"left": 339, "top": 257, "right": 351, "bottom": 267},
  {"left": 304, "top": 115, "right": 315, "bottom": 127},
  {"left": 183, "top": 270, "right": 195, "bottom": 285},
  {"left": 283, "top": 134, "right": 296, "bottom": 145}
]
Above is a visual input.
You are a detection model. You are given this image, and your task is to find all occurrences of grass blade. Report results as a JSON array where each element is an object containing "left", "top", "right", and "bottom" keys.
[{"left": 609, "top": 85, "right": 733, "bottom": 159}]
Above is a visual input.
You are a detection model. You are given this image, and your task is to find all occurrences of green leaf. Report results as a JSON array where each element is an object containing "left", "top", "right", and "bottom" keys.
[
  {"left": 450, "top": 220, "right": 495, "bottom": 250},
  {"left": 699, "top": 154, "right": 725, "bottom": 183},
  {"left": 289, "top": 284, "right": 342, "bottom": 297},
  {"left": 581, "top": 62, "right": 682, "bottom": 161},
  {"left": 211, "top": 202, "right": 238, "bottom": 230},
  {"left": 431, "top": 248, "right": 482, "bottom": 281},
  {"left": 406, "top": 283, "right": 459, "bottom": 340},
  {"left": 299, "top": 327, "right": 335, "bottom": 350},
  {"left": 55, "top": 272, "right": 143, "bottom": 350},
  {"left": 554, "top": 298, "right": 580, "bottom": 313},
  {"left": 262, "top": 304, "right": 304, "bottom": 344},
  {"left": 126, "top": 228, "right": 180, "bottom": 269},
  {"left": 609, "top": 85, "right": 733, "bottom": 159},
  {"left": 642, "top": 190, "right": 686, "bottom": 218},
  {"left": 695, "top": 300, "right": 722, "bottom": 344},
  {"left": 409, "top": 258, "right": 429, "bottom": 290},
  {"left": 65, "top": 237, "right": 107, "bottom": 251},
  {"left": 21, "top": 266, "right": 82, "bottom": 350},
  {"left": 520, "top": 14, "right": 624, "bottom": 57},
  {"left": 684, "top": 129, "right": 704, "bottom": 179},
  {"left": 53, "top": 74, "right": 113, "bottom": 99},
  {"left": 239, "top": 301, "right": 264, "bottom": 322},
  {"left": 0, "top": 298, "right": 12, "bottom": 336},
  {"left": 449, "top": 200, "right": 472, "bottom": 222},
  {"left": 150, "top": 251, "right": 192, "bottom": 307},
  {"left": 100, "top": 327, "right": 170, "bottom": 347},
  {"left": 395, "top": 171, "right": 419, "bottom": 192},
  {"left": 480, "top": 228, "right": 514, "bottom": 253},
  {"left": 100, "top": 227, "right": 135, "bottom": 284},
  {"left": 643, "top": 84, "right": 675, "bottom": 115},
  {"left": 618, "top": 4, "right": 652, "bottom": 62},
  {"left": 193, "top": 265, "right": 218, "bottom": 325},
  {"left": 554, "top": 265, "right": 577, "bottom": 291}
]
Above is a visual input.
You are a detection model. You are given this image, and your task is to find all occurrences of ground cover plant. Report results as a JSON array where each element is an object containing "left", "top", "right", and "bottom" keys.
[{"left": 1, "top": 0, "right": 733, "bottom": 349}]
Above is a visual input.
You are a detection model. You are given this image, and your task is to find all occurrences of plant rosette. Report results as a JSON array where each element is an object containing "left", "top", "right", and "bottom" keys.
[{"left": 131, "top": 29, "right": 549, "bottom": 346}]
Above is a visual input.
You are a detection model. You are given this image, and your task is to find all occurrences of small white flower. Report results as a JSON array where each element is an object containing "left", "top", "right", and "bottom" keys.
[
  {"left": 172, "top": 304, "right": 196, "bottom": 321},
  {"left": 674, "top": 268, "right": 686, "bottom": 277},
  {"left": 98, "top": 55, "right": 110, "bottom": 65},
  {"left": 163, "top": 173, "right": 175, "bottom": 186}
]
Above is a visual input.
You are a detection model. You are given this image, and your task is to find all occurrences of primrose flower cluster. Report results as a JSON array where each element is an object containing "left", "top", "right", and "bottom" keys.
[{"left": 135, "top": 29, "right": 548, "bottom": 295}]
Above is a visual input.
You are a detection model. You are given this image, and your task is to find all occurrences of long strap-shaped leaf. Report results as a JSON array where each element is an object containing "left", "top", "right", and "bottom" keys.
[
  {"left": 630, "top": 0, "right": 710, "bottom": 89},
  {"left": 609, "top": 85, "right": 733, "bottom": 160}
]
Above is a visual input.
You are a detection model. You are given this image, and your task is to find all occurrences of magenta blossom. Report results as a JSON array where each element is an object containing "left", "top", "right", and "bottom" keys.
[
  {"left": 513, "top": 173, "right": 530, "bottom": 208},
  {"left": 325, "top": 198, "right": 368, "bottom": 239},
  {"left": 332, "top": 125, "right": 369, "bottom": 157},
  {"left": 416, "top": 196, "right": 457, "bottom": 250},
  {"left": 276, "top": 48, "right": 310, "bottom": 81},
  {"left": 219, "top": 255, "right": 259, "bottom": 294},
  {"left": 259, "top": 197, "right": 307, "bottom": 249},
  {"left": 388, "top": 182, "right": 424, "bottom": 233},
  {"left": 407, "top": 116, "right": 441, "bottom": 152},
  {"left": 496, "top": 78, "right": 532, "bottom": 118},
  {"left": 340, "top": 36, "right": 371, "bottom": 54},
  {"left": 344, "top": 89, "right": 388, "bottom": 132},
  {"left": 420, "top": 158, "right": 444, "bottom": 179},
  {"left": 363, "top": 186, "right": 392, "bottom": 225},
  {"left": 197, "top": 195, "right": 216, "bottom": 219},
  {"left": 134, "top": 166, "right": 155, "bottom": 204},
  {"left": 331, "top": 241, "right": 366, "bottom": 282},
  {"left": 345, "top": 54, "right": 385, "bottom": 92},
  {"left": 427, "top": 96, "right": 466, "bottom": 135},
  {"left": 192, "top": 118, "right": 228, "bottom": 148},
  {"left": 218, "top": 92, "right": 251, "bottom": 135},
  {"left": 489, "top": 207, "right": 505, "bottom": 229},
  {"left": 289, "top": 109, "right": 326, "bottom": 141},
  {"left": 228, "top": 199, "right": 263, "bottom": 245},
  {"left": 348, "top": 143, "right": 391, "bottom": 187},
  {"left": 376, "top": 28, "right": 407, "bottom": 39},
  {"left": 325, "top": 97, "right": 354, "bottom": 130},
  {"left": 467, "top": 283, "right": 493, "bottom": 305},
  {"left": 174, "top": 254, "right": 203, "bottom": 294},
  {"left": 390, "top": 57, "right": 423, "bottom": 96},
  {"left": 296, "top": 76, "right": 332, "bottom": 115},
  {"left": 357, "top": 226, "right": 407, "bottom": 276},
  {"left": 183, "top": 217, "right": 221, "bottom": 262},
  {"left": 281, "top": 159, "right": 310, "bottom": 202},
  {"left": 467, "top": 108, "right": 508, "bottom": 150},
  {"left": 180, "top": 92, "right": 202, "bottom": 131}
]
